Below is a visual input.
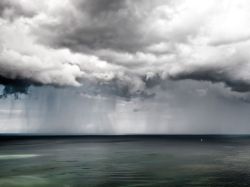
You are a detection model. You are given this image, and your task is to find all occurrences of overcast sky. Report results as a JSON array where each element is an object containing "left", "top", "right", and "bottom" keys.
[{"left": 1, "top": 0, "right": 250, "bottom": 134}]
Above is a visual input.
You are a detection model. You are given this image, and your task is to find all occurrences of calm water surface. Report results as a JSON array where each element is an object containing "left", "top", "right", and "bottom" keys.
[{"left": 0, "top": 136, "right": 250, "bottom": 187}]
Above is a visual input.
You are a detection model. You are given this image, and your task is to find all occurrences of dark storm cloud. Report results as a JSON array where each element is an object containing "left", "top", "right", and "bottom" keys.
[
  {"left": 81, "top": 0, "right": 125, "bottom": 16},
  {"left": 170, "top": 69, "right": 250, "bottom": 93},
  {"left": 0, "top": 76, "right": 30, "bottom": 99},
  {"left": 1, "top": 0, "right": 250, "bottom": 98},
  {"left": 0, "top": 0, "right": 36, "bottom": 20},
  {"left": 36, "top": 0, "right": 149, "bottom": 52}
]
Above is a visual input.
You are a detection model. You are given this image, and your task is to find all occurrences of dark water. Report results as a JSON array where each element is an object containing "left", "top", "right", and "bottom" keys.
[{"left": 1, "top": 135, "right": 250, "bottom": 187}]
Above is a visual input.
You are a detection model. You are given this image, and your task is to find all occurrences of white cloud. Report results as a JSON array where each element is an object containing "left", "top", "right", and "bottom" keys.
[{"left": 1, "top": 0, "right": 250, "bottom": 96}]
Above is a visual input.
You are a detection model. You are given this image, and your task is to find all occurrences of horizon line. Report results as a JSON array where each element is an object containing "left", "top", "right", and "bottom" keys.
[{"left": 1, "top": 133, "right": 250, "bottom": 136}]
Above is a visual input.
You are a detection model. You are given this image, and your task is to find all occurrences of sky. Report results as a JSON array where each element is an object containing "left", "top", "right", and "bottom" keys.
[{"left": 1, "top": 0, "right": 250, "bottom": 134}]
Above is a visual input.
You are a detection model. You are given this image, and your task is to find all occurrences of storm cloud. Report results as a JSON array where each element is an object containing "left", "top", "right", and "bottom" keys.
[{"left": 1, "top": 0, "right": 250, "bottom": 97}]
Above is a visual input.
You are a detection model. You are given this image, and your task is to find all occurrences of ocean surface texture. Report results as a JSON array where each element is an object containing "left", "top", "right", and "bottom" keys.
[{"left": 0, "top": 135, "right": 250, "bottom": 187}]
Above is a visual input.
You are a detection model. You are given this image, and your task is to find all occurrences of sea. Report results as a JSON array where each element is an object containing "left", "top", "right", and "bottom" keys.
[{"left": 0, "top": 135, "right": 250, "bottom": 187}]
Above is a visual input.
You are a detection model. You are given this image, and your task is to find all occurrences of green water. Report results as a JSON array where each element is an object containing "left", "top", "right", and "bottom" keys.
[{"left": 0, "top": 136, "right": 250, "bottom": 187}]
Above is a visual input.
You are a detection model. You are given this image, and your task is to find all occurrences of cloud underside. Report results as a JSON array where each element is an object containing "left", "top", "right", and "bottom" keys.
[{"left": 1, "top": 0, "right": 250, "bottom": 97}]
